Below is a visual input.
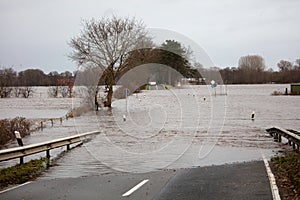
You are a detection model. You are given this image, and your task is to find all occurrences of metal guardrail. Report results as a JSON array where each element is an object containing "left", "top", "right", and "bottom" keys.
[
  {"left": 0, "top": 130, "right": 100, "bottom": 164},
  {"left": 266, "top": 126, "right": 300, "bottom": 150}
]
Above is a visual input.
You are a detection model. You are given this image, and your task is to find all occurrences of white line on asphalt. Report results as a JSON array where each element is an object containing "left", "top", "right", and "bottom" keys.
[
  {"left": 122, "top": 179, "right": 149, "bottom": 197},
  {"left": 0, "top": 181, "right": 32, "bottom": 194},
  {"left": 261, "top": 153, "right": 281, "bottom": 200}
]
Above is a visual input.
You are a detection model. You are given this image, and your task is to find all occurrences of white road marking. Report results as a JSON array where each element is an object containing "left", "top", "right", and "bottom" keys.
[
  {"left": 261, "top": 153, "right": 281, "bottom": 200},
  {"left": 122, "top": 179, "right": 149, "bottom": 197},
  {"left": 0, "top": 181, "right": 32, "bottom": 194}
]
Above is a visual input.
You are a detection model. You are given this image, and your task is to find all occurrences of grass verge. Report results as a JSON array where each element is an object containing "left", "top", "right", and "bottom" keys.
[
  {"left": 271, "top": 150, "right": 300, "bottom": 199},
  {"left": 0, "top": 158, "right": 49, "bottom": 189}
]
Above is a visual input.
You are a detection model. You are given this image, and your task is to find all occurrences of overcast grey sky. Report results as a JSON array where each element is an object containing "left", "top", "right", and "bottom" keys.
[{"left": 0, "top": 0, "right": 299, "bottom": 73}]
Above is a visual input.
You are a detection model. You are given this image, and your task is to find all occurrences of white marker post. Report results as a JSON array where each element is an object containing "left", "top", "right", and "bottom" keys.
[
  {"left": 15, "top": 131, "right": 24, "bottom": 164},
  {"left": 125, "top": 88, "right": 129, "bottom": 111},
  {"left": 14, "top": 131, "right": 23, "bottom": 146},
  {"left": 251, "top": 111, "right": 255, "bottom": 120},
  {"left": 123, "top": 88, "right": 130, "bottom": 122}
]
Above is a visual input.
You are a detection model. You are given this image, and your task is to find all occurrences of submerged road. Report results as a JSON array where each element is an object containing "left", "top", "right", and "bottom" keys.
[{"left": 0, "top": 161, "right": 273, "bottom": 200}]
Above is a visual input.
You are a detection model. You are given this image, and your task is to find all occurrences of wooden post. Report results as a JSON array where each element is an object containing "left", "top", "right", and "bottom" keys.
[
  {"left": 67, "top": 144, "right": 70, "bottom": 150},
  {"left": 292, "top": 142, "right": 296, "bottom": 149},
  {"left": 41, "top": 121, "right": 43, "bottom": 131},
  {"left": 60, "top": 117, "right": 62, "bottom": 125},
  {"left": 278, "top": 135, "right": 282, "bottom": 143},
  {"left": 51, "top": 119, "right": 54, "bottom": 127},
  {"left": 288, "top": 140, "right": 292, "bottom": 146}
]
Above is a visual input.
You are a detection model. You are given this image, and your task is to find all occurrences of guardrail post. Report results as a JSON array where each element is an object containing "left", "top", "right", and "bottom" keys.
[
  {"left": 20, "top": 157, "right": 24, "bottom": 164},
  {"left": 274, "top": 132, "right": 278, "bottom": 141},
  {"left": 51, "top": 119, "right": 54, "bottom": 127},
  {"left": 266, "top": 127, "right": 300, "bottom": 152},
  {"left": 46, "top": 149, "right": 50, "bottom": 166},
  {"left": 278, "top": 135, "right": 282, "bottom": 143},
  {"left": 67, "top": 144, "right": 70, "bottom": 150},
  {"left": 46, "top": 150, "right": 50, "bottom": 159}
]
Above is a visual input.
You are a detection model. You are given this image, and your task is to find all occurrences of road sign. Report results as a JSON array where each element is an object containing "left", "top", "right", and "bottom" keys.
[{"left": 210, "top": 80, "right": 217, "bottom": 88}]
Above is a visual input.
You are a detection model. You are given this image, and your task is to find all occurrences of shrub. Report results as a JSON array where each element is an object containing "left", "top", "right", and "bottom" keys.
[
  {"left": 48, "top": 86, "right": 59, "bottom": 98},
  {"left": 271, "top": 91, "right": 284, "bottom": 96},
  {"left": 271, "top": 151, "right": 300, "bottom": 199},
  {"left": 67, "top": 104, "right": 92, "bottom": 118},
  {"left": 0, "top": 117, "right": 31, "bottom": 146}
]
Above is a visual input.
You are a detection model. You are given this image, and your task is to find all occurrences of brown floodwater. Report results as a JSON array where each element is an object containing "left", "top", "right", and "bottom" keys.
[{"left": 1, "top": 84, "right": 299, "bottom": 178}]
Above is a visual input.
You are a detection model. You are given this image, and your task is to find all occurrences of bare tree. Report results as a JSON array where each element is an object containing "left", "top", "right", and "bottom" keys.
[
  {"left": 69, "top": 16, "right": 149, "bottom": 107},
  {"left": 13, "top": 87, "right": 21, "bottom": 97},
  {"left": 0, "top": 67, "right": 16, "bottom": 98},
  {"left": 48, "top": 86, "right": 59, "bottom": 98},
  {"left": 74, "top": 66, "right": 101, "bottom": 107},
  {"left": 277, "top": 60, "right": 293, "bottom": 71},
  {"left": 295, "top": 59, "right": 300, "bottom": 69},
  {"left": 238, "top": 55, "right": 265, "bottom": 71},
  {"left": 20, "top": 87, "right": 34, "bottom": 98},
  {"left": 238, "top": 55, "right": 266, "bottom": 83},
  {"left": 59, "top": 86, "right": 69, "bottom": 98},
  {"left": 0, "top": 87, "right": 12, "bottom": 98}
]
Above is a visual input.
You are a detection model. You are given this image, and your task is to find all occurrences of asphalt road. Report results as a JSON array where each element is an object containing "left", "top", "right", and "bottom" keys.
[
  {"left": 0, "top": 161, "right": 272, "bottom": 200},
  {"left": 154, "top": 161, "right": 272, "bottom": 200}
]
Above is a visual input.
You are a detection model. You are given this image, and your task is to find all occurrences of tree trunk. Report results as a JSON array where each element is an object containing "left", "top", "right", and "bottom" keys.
[
  {"left": 95, "top": 89, "right": 99, "bottom": 111},
  {"left": 104, "top": 66, "right": 115, "bottom": 108},
  {"left": 104, "top": 84, "right": 113, "bottom": 107}
]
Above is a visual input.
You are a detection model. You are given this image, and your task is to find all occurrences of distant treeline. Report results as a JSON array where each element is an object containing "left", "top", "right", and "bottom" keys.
[
  {"left": 0, "top": 68, "right": 74, "bottom": 87},
  {"left": 1, "top": 56, "right": 300, "bottom": 87},
  {"left": 219, "top": 66, "right": 300, "bottom": 84},
  {"left": 216, "top": 56, "right": 300, "bottom": 84},
  {"left": 219, "top": 57, "right": 300, "bottom": 84}
]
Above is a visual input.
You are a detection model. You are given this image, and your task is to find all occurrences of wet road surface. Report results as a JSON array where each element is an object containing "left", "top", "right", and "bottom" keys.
[{"left": 0, "top": 161, "right": 272, "bottom": 200}]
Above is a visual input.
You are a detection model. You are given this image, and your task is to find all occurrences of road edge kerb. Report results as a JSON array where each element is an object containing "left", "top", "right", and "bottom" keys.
[{"left": 261, "top": 153, "right": 281, "bottom": 200}]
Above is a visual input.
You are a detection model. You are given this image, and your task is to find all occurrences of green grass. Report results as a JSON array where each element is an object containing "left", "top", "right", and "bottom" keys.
[
  {"left": 271, "top": 151, "right": 300, "bottom": 199},
  {"left": 0, "top": 158, "right": 49, "bottom": 189}
]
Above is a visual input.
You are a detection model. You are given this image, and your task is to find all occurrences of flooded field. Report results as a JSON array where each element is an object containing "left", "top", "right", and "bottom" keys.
[
  {"left": 0, "top": 84, "right": 299, "bottom": 178},
  {"left": 0, "top": 87, "right": 81, "bottom": 119}
]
